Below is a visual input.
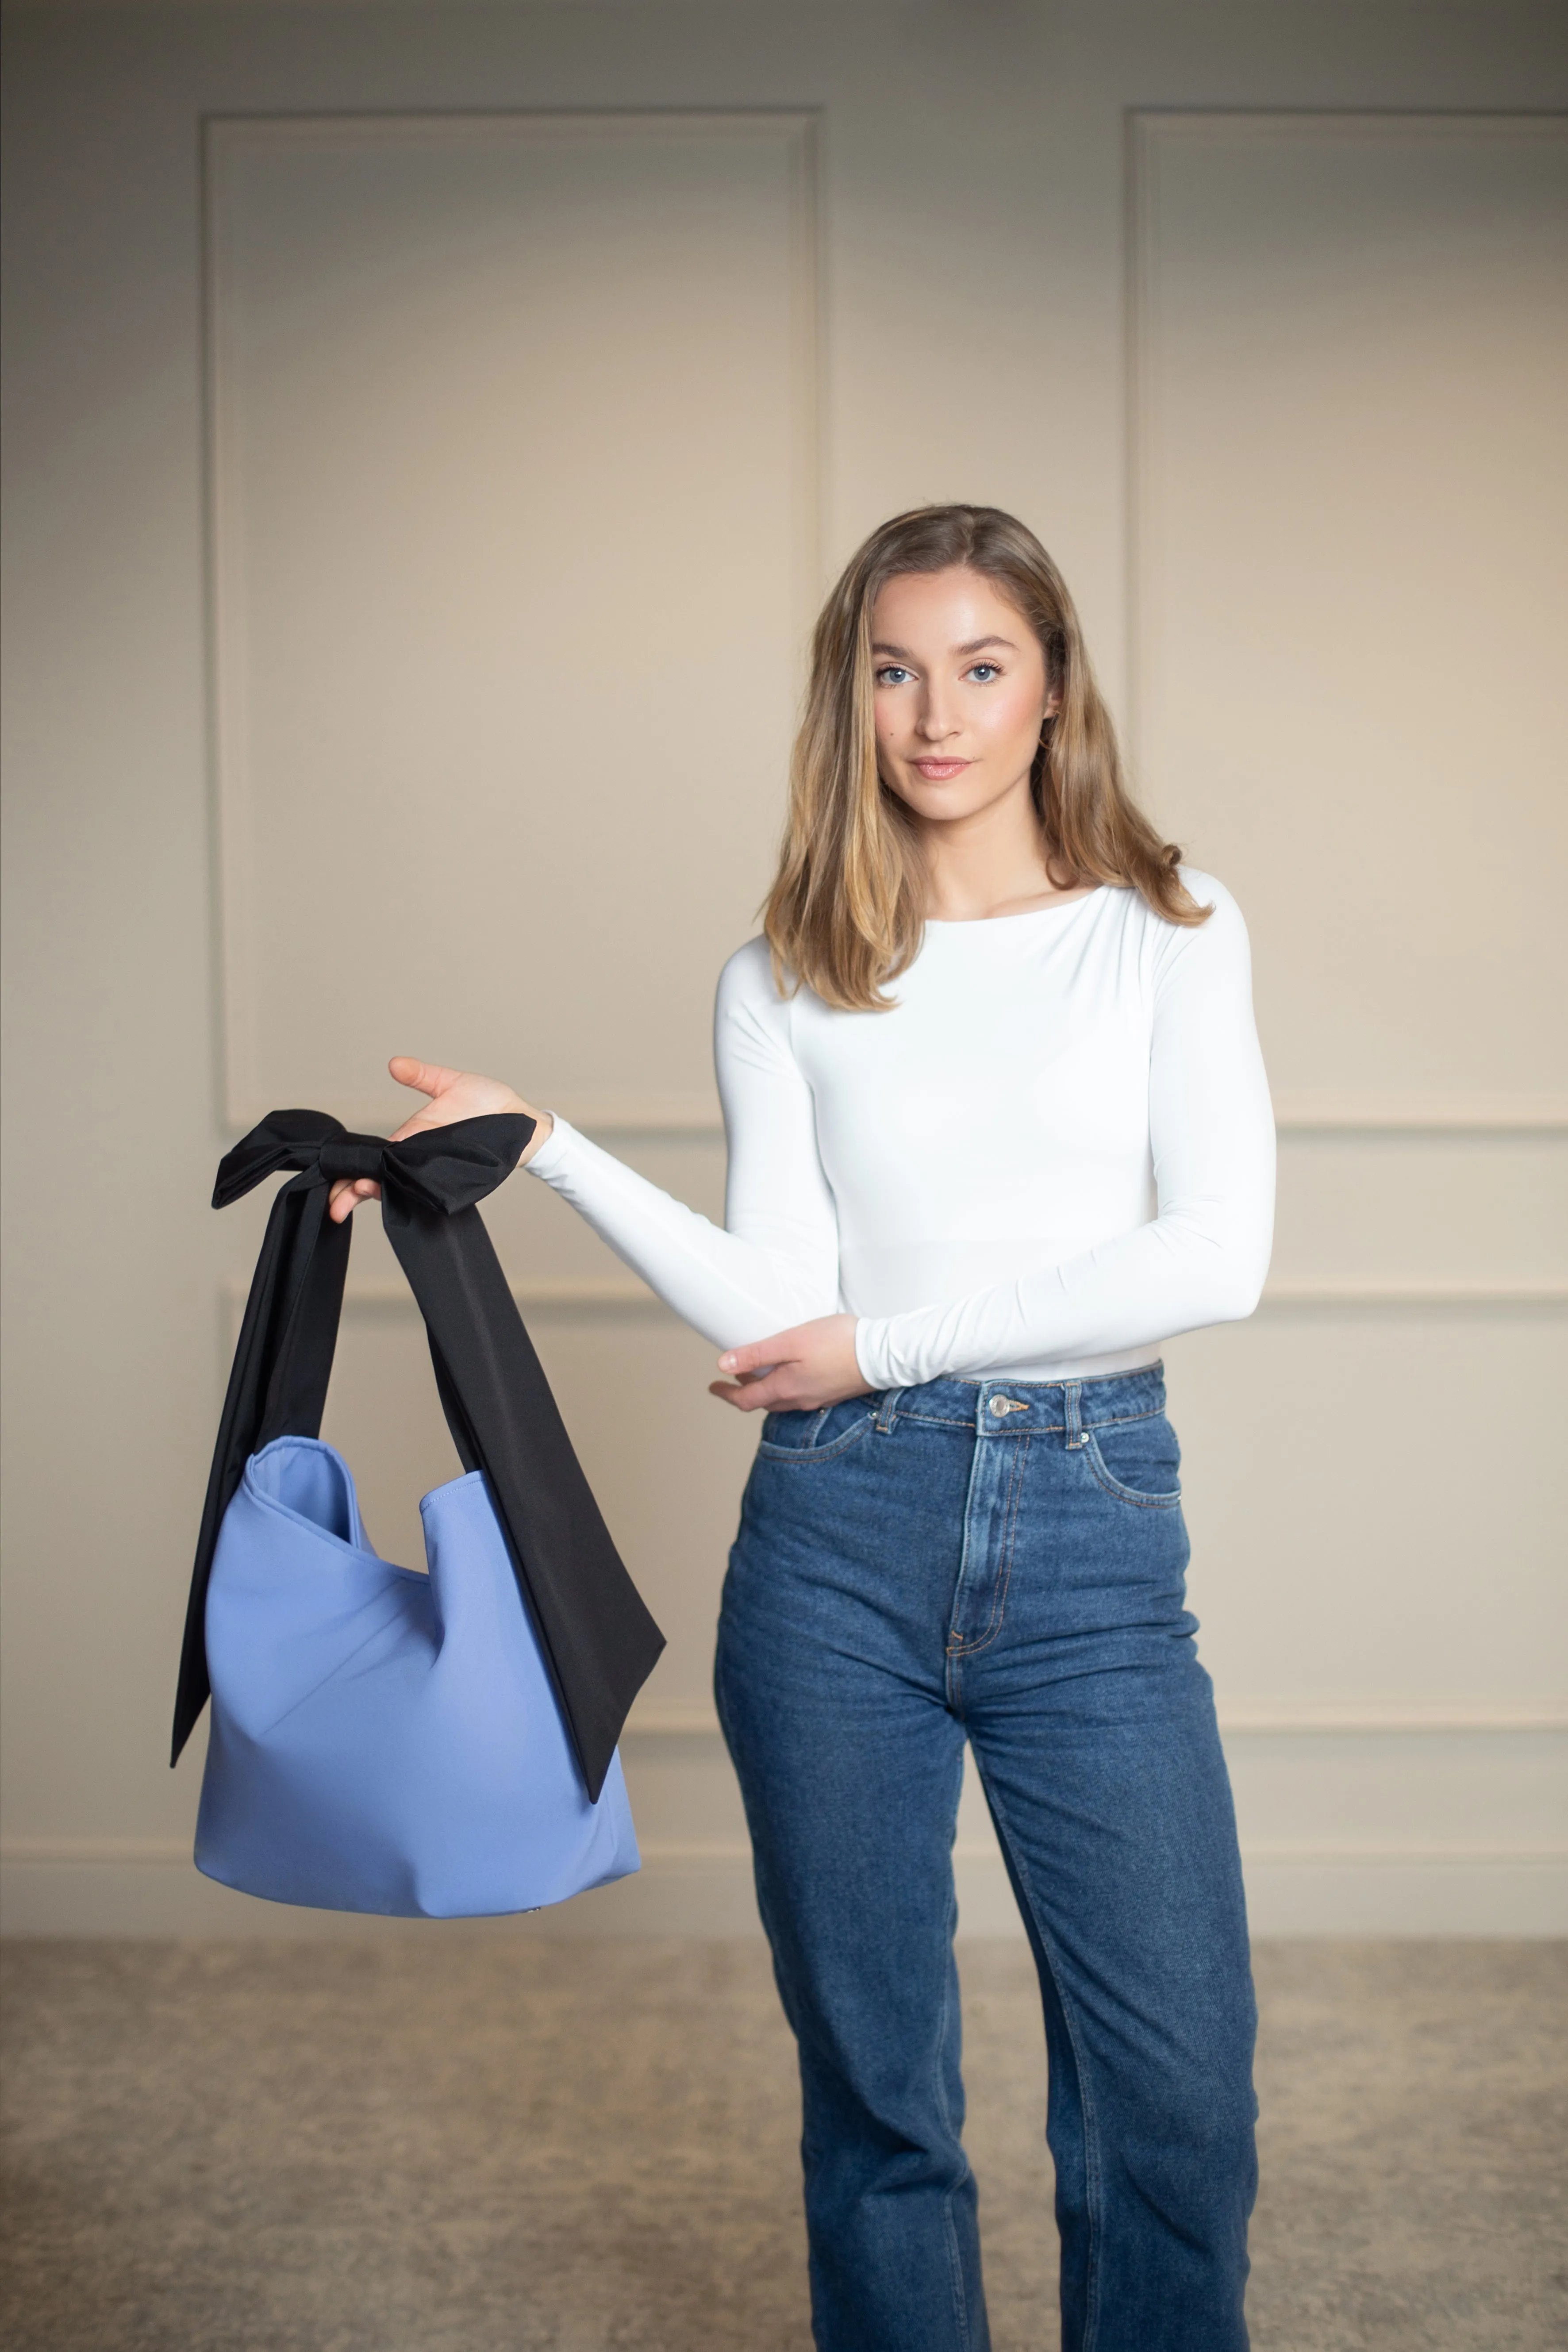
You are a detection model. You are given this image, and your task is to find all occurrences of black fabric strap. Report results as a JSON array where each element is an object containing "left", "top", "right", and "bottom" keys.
[{"left": 172, "top": 1109, "right": 665, "bottom": 1801}]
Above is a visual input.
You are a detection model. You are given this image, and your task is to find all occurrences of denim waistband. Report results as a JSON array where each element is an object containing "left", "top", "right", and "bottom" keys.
[{"left": 870, "top": 1363, "right": 1167, "bottom": 1437}]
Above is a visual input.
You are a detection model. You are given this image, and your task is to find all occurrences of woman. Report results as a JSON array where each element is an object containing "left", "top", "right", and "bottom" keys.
[{"left": 332, "top": 504, "right": 1275, "bottom": 2350}]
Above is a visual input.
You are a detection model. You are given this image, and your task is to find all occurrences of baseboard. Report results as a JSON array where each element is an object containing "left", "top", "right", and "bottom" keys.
[
  {"left": 1234, "top": 1852, "right": 1568, "bottom": 1937},
  {"left": 950, "top": 1851, "right": 1567, "bottom": 1938},
  {"left": 0, "top": 1851, "right": 763, "bottom": 1941},
  {"left": 953, "top": 1852, "right": 1568, "bottom": 1938},
  {"left": 4, "top": 1844, "right": 1563, "bottom": 1941}
]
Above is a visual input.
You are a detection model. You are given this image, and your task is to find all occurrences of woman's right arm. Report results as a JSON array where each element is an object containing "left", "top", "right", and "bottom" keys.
[
  {"left": 340, "top": 940, "right": 842, "bottom": 1354},
  {"left": 527, "top": 939, "right": 840, "bottom": 1349}
]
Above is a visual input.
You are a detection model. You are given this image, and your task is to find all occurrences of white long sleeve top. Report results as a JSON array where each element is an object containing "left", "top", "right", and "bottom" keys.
[{"left": 526, "top": 870, "right": 1276, "bottom": 1389}]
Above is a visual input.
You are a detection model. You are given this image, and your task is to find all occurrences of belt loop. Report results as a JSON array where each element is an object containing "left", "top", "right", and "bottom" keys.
[
  {"left": 1064, "top": 1380, "right": 1086, "bottom": 1448},
  {"left": 874, "top": 1387, "right": 904, "bottom": 1435}
]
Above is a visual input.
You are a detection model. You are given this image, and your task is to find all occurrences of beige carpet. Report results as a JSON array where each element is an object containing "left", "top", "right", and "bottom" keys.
[{"left": 1, "top": 1937, "right": 1563, "bottom": 2350}]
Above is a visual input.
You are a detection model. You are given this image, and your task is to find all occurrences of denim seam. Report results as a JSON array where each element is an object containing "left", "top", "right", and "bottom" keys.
[
  {"left": 898, "top": 1409, "right": 992, "bottom": 1429},
  {"left": 1082, "top": 1430, "right": 1183, "bottom": 1510},
  {"left": 932, "top": 1874, "right": 975, "bottom": 2352},
  {"left": 948, "top": 1435, "right": 1027, "bottom": 1659},
  {"left": 896, "top": 1405, "right": 1163, "bottom": 1436},
  {"left": 945, "top": 1431, "right": 989, "bottom": 1684},
  {"left": 755, "top": 1415, "right": 876, "bottom": 1465},
  {"left": 982, "top": 1777, "right": 1107, "bottom": 2352},
  {"left": 874, "top": 1387, "right": 905, "bottom": 1435}
]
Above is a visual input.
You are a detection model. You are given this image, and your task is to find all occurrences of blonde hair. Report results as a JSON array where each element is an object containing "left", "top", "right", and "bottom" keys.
[{"left": 764, "top": 503, "right": 1209, "bottom": 1009}]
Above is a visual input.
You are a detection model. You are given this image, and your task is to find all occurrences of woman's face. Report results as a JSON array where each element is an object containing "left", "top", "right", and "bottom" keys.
[{"left": 870, "top": 565, "right": 1057, "bottom": 828}]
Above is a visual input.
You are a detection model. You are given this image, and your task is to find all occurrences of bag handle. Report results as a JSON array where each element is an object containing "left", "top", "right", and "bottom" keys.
[{"left": 172, "top": 1110, "right": 665, "bottom": 1802}]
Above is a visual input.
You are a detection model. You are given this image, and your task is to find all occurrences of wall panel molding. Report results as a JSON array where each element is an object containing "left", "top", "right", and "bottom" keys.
[
  {"left": 1271, "top": 1094, "right": 1568, "bottom": 1133},
  {"left": 206, "top": 110, "right": 819, "bottom": 1132},
  {"left": 626, "top": 1703, "right": 1568, "bottom": 1737},
  {"left": 6, "top": 1835, "right": 1561, "bottom": 1869},
  {"left": 219, "top": 1092, "right": 1568, "bottom": 1142},
  {"left": 7, "top": 1841, "right": 1562, "bottom": 1941},
  {"left": 1257, "top": 1279, "right": 1568, "bottom": 1308},
  {"left": 222, "top": 1274, "right": 1568, "bottom": 1317},
  {"left": 1124, "top": 106, "right": 1568, "bottom": 759},
  {"left": 1125, "top": 108, "right": 1568, "bottom": 1109}
]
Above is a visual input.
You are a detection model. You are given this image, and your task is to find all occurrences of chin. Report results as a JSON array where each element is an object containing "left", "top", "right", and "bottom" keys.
[{"left": 895, "top": 776, "right": 993, "bottom": 822}]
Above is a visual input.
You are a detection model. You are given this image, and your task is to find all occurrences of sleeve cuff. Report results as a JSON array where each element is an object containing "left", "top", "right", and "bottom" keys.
[
  {"left": 523, "top": 1110, "right": 575, "bottom": 1182},
  {"left": 853, "top": 1316, "right": 891, "bottom": 1391}
]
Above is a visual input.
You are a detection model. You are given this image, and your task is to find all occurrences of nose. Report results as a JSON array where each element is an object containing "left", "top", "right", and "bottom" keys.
[{"left": 915, "top": 689, "right": 960, "bottom": 742}]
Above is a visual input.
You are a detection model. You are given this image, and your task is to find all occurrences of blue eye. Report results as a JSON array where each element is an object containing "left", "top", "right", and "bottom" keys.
[
  {"left": 967, "top": 663, "right": 1001, "bottom": 683},
  {"left": 875, "top": 665, "right": 913, "bottom": 687}
]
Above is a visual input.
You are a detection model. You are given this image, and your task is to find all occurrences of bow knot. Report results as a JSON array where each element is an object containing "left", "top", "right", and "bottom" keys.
[
  {"left": 214, "top": 1107, "right": 536, "bottom": 1218},
  {"left": 317, "top": 1138, "right": 392, "bottom": 1186}
]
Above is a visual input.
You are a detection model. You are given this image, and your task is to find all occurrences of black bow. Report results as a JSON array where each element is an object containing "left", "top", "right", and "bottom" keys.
[
  {"left": 211, "top": 1106, "right": 533, "bottom": 1220},
  {"left": 173, "top": 1109, "right": 665, "bottom": 1802}
]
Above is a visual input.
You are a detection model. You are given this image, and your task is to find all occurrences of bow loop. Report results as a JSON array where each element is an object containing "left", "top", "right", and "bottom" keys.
[
  {"left": 212, "top": 1110, "right": 347, "bottom": 1209},
  {"left": 214, "top": 1109, "right": 536, "bottom": 1218},
  {"left": 382, "top": 1117, "right": 538, "bottom": 1215}
]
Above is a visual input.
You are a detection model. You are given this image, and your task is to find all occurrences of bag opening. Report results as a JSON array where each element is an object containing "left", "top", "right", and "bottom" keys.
[{"left": 250, "top": 1437, "right": 358, "bottom": 1546}]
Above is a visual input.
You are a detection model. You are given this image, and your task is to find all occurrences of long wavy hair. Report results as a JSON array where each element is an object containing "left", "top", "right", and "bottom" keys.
[{"left": 763, "top": 503, "right": 1209, "bottom": 1009}]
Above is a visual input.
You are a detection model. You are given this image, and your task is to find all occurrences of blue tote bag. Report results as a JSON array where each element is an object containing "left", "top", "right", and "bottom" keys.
[{"left": 173, "top": 1109, "right": 666, "bottom": 1918}]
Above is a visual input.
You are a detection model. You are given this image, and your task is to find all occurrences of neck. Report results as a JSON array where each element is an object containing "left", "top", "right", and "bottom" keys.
[{"left": 915, "top": 778, "right": 1068, "bottom": 922}]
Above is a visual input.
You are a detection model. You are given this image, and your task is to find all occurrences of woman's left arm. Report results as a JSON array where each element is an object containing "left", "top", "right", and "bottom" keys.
[
  {"left": 721, "top": 881, "right": 1274, "bottom": 1408},
  {"left": 843, "top": 883, "right": 1275, "bottom": 1390}
]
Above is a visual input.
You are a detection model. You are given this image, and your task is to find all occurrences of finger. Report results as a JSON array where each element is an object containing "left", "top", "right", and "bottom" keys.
[
  {"left": 717, "top": 1337, "right": 796, "bottom": 1377},
  {"left": 328, "top": 1177, "right": 360, "bottom": 1223},
  {"left": 709, "top": 1380, "right": 780, "bottom": 1411},
  {"left": 708, "top": 1372, "right": 799, "bottom": 1410},
  {"left": 328, "top": 1176, "right": 381, "bottom": 1223},
  {"left": 388, "top": 1057, "right": 464, "bottom": 1100}
]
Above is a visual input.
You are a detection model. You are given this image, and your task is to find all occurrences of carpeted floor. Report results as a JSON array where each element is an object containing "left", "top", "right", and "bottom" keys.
[{"left": 1, "top": 1937, "right": 1563, "bottom": 2350}]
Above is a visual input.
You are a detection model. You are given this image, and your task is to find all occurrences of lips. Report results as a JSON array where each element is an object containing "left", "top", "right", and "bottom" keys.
[{"left": 912, "top": 759, "right": 972, "bottom": 780}]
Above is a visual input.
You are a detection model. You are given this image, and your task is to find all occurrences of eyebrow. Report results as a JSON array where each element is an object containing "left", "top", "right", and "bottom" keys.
[{"left": 871, "top": 635, "right": 1018, "bottom": 659}]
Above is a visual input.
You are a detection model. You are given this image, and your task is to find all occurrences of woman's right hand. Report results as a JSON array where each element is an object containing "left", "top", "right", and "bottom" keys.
[{"left": 328, "top": 1056, "right": 553, "bottom": 1223}]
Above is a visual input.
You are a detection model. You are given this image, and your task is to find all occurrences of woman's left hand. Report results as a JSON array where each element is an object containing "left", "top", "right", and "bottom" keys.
[{"left": 709, "top": 1313, "right": 869, "bottom": 1414}]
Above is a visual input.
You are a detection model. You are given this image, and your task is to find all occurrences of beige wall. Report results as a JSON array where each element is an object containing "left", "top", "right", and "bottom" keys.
[{"left": 2, "top": 0, "right": 1564, "bottom": 1939}]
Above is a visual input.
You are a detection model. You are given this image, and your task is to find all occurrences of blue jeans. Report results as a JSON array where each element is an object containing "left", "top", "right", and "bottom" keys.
[{"left": 714, "top": 1367, "right": 1257, "bottom": 2352}]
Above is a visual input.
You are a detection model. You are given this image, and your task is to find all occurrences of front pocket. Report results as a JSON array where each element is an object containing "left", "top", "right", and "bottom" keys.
[
  {"left": 1083, "top": 1411, "right": 1183, "bottom": 1508},
  {"left": 757, "top": 1395, "right": 877, "bottom": 1463}
]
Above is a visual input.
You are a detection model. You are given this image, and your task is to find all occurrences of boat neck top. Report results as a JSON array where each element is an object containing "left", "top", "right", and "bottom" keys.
[
  {"left": 922, "top": 883, "right": 1102, "bottom": 925},
  {"left": 526, "top": 867, "right": 1276, "bottom": 1388}
]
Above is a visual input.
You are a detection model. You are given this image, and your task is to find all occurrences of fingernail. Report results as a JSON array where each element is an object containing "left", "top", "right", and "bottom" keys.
[{"left": 719, "top": 1354, "right": 736, "bottom": 1370}]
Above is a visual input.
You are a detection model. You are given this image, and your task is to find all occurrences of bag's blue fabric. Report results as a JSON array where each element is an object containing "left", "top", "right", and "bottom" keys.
[
  {"left": 178, "top": 1107, "right": 660, "bottom": 1919},
  {"left": 174, "top": 1109, "right": 663, "bottom": 1804},
  {"left": 196, "top": 1434, "right": 639, "bottom": 1918}
]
